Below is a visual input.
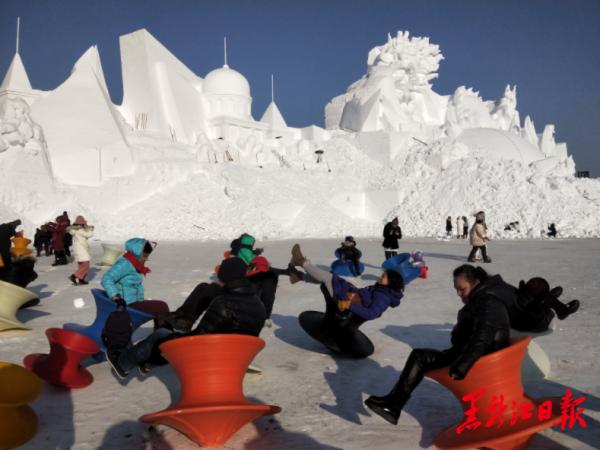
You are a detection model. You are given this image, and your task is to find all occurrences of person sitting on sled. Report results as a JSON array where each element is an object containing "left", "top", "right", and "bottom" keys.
[{"left": 333, "top": 236, "right": 363, "bottom": 276}]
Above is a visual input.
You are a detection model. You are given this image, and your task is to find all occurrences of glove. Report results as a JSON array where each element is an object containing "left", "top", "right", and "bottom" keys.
[
  {"left": 254, "top": 248, "right": 264, "bottom": 256},
  {"left": 346, "top": 292, "right": 361, "bottom": 304},
  {"left": 112, "top": 296, "right": 126, "bottom": 309},
  {"left": 337, "top": 299, "right": 351, "bottom": 312},
  {"left": 449, "top": 367, "right": 465, "bottom": 380}
]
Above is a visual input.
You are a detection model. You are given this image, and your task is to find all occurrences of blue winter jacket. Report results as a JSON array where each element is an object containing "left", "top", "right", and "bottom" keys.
[
  {"left": 101, "top": 238, "right": 147, "bottom": 304},
  {"left": 331, "top": 274, "right": 403, "bottom": 320}
]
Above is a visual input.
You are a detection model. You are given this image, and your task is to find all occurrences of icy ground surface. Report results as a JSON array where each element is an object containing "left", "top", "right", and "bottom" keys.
[{"left": 1, "top": 238, "right": 598, "bottom": 450}]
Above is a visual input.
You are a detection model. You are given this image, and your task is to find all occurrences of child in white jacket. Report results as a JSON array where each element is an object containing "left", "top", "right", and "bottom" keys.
[{"left": 68, "top": 216, "right": 94, "bottom": 285}]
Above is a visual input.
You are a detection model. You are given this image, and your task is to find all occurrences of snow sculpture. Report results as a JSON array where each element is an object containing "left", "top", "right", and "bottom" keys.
[
  {"left": 326, "top": 31, "right": 447, "bottom": 133},
  {"left": 119, "top": 29, "right": 209, "bottom": 145},
  {"left": 325, "top": 31, "right": 572, "bottom": 171},
  {"left": 30, "top": 46, "right": 133, "bottom": 186},
  {"left": 0, "top": 96, "right": 45, "bottom": 154}
]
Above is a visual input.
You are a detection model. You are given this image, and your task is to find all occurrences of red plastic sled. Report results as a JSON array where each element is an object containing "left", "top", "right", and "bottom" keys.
[
  {"left": 425, "top": 337, "right": 561, "bottom": 450},
  {"left": 24, "top": 328, "right": 100, "bottom": 389},
  {"left": 140, "top": 334, "right": 280, "bottom": 447}
]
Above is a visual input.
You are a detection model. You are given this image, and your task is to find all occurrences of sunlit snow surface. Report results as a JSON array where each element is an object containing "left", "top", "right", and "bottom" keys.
[{"left": 1, "top": 238, "right": 598, "bottom": 449}]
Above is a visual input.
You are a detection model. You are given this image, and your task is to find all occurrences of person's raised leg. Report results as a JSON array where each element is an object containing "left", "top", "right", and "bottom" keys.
[
  {"left": 545, "top": 294, "right": 580, "bottom": 320},
  {"left": 365, "top": 348, "right": 456, "bottom": 425}
]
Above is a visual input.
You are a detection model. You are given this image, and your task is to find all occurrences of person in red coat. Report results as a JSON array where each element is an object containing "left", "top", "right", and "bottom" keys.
[{"left": 49, "top": 215, "right": 69, "bottom": 266}]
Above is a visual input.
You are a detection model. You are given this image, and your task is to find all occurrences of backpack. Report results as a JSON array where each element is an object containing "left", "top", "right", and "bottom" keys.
[{"left": 101, "top": 307, "right": 133, "bottom": 350}]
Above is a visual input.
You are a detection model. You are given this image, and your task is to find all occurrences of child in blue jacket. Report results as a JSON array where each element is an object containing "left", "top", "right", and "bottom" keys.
[
  {"left": 101, "top": 238, "right": 169, "bottom": 326},
  {"left": 290, "top": 244, "right": 404, "bottom": 321}
]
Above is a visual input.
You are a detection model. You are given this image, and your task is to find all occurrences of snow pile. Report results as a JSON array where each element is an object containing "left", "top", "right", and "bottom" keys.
[{"left": 0, "top": 29, "right": 599, "bottom": 240}]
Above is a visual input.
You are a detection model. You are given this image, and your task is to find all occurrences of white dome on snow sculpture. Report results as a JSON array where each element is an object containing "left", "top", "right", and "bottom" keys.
[
  {"left": 204, "top": 65, "right": 252, "bottom": 120},
  {"left": 204, "top": 65, "right": 251, "bottom": 97},
  {"left": 456, "top": 128, "right": 545, "bottom": 165}
]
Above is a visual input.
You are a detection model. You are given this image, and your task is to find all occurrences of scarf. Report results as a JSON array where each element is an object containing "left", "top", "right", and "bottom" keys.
[{"left": 123, "top": 251, "right": 151, "bottom": 276}]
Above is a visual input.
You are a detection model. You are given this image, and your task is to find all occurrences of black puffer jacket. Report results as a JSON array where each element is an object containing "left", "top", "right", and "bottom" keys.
[
  {"left": 192, "top": 278, "right": 266, "bottom": 336},
  {"left": 0, "top": 220, "right": 20, "bottom": 270},
  {"left": 449, "top": 275, "right": 511, "bottom": 377},
  {"left": 512, "top": 286, "right": 555, "bottom": 332},
  {"left": 382, "top": 222, "right": 402, "bottom": 249}
]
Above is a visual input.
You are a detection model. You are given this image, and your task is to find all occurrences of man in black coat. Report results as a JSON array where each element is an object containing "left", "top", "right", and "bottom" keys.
[
  {"left": 0, "top": 219, "right": 21, "bottom": 273},
  {"left": 106, "top": 257, "right": 267, "bottom": 378},
  {"left": 382, "top": 217, "right": 402, "bottom": 260},
  {"left": 365, "top": 264, "right": 510, "bottom": 425}
]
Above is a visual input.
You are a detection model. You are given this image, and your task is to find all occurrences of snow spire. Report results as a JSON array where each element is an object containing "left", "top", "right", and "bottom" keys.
[
  {"left": 223, "top": 37, "right": 228, "bottom": 68},
  {"left": 1, "top": 17, "right": 32, "bottom": 92},
  {"left": 16, "top": 17, "right": 20, "bottom": 54},
  {"left": 271, "top": 73, "right": 274, "bottom": 102}
]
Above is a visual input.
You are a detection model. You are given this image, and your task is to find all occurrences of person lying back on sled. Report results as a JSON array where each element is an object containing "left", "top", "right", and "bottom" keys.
[
  {"left": 289, "top": 243, "right": 404, "bottom": 322},
  {"left": 105, "top": 257, "right": 266, "bottom": 379}
]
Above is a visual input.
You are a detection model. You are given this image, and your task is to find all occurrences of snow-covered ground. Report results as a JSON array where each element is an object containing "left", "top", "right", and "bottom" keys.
[{"left": 1, "top": 238, "right": 599, "bottom": 450}]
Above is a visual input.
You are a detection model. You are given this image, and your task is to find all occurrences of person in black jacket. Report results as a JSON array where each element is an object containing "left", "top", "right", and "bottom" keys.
[
  {"left": 106, "top": 257, "right": 267, "bottom": 378},
  {"left": 512, "top": 277, "right": 580, "bottom": 332},
  {"left": 0, "top": 219, "right": 21, "bottom": 273},
  {"left": 364, "top": 264, "right": 510, "bottom": 425},
  {"left": 382, "top": 217, "right": 402, "bottom": 260}
]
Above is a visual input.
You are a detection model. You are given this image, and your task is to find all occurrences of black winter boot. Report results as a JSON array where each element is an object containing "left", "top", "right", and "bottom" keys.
[
  {"left": 549, "top": 286, "right": 563, "bottom": 298},
  {"left": 556, "top": 300, "right": 580, "bottom": 320},
  {"left": 365, "top": 390, "right": 409, "bottom": 425},
  {"left": 106, "top": 348, "right": 129, "bottom": 379}
]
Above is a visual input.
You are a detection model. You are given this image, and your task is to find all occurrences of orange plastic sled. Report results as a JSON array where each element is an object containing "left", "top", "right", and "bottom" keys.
[
  {"left": 0, "top": 361, "right": 43, "bottom": 450},
  {"left": 140, "top": 334, "right": 280, "bottom": 447},
  {"left": 24, "top": 328, "right": 100, "bottom": 389},
  {"left": 425, "top": 337, "right": 561, "bottom": 450}
]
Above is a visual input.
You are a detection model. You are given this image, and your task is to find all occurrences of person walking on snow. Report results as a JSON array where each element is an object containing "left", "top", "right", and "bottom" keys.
[
  {"left": 49, "top": 215, "right": 69, "bottom": 266},
  {"left": 101, "top": 238, "right": 169, "bottom": 327},
  {"left": 67, "top": 216, "right": 94, "bottom": 285},
  {"left": 60, "top": 211, "right": 73, "bottom": 260},
  {"left": 383, "top": 217, "right": 402, "bottom": 260},
  {"left": 462, "top": 216, "right": 468, "bottom": 240},
  {"left": 456, "top": 216, "right": 463, "bottom": 239},
  {"left": 467, "top": 211, "right": 491, "bottom": 263},
  {"left": 445, "top": 216, "right": 452, "bottom": 237}
]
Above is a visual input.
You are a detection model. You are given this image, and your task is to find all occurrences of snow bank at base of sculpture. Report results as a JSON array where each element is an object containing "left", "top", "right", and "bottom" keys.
[{"left": 0, "top": 29, "right": 598, "bottom": 240}]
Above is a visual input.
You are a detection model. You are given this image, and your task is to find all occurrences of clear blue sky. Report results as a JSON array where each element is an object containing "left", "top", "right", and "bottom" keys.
[{"left": 1, "top": 0, "right": 599, "bottom": 174}]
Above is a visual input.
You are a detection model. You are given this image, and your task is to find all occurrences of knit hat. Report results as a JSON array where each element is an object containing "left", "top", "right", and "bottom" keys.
[
  {"left": 74, "top": 215, "right": 87, "bottom": 226},
  {"left": 218, "top": 257, "right": 247, "bottom": 283}
]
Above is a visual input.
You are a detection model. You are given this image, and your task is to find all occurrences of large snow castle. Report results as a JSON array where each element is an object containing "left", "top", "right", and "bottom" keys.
[{"left": 1, "top": 29, "right": 599, "bottom": 239}]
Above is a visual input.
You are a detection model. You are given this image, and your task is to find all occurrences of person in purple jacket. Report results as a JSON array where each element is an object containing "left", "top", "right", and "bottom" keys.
[{"left": 289, "top": 244, "right": 404, "bottom": 321}]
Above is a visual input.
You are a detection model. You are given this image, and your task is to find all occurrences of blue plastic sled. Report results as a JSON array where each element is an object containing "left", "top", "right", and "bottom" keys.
[
  {"left": 330, "top": 249, "right": 365, "bottom": 277},
  {"left": 382, "top": 253, "right": 422, "bottom": 285},
  {"left": 63, "top": 289, "right": 154, "bottom": 355}
]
